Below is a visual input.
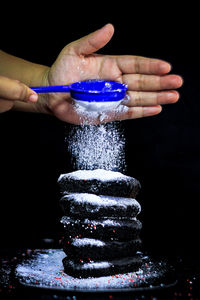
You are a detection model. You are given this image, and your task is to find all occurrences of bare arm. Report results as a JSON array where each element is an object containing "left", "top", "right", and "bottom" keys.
[
  {"left": 0, "top": 50, "right": 50, "bottom": 113},
  {"left": 0, "top": 50, "right": 49, "bottom": 86}
]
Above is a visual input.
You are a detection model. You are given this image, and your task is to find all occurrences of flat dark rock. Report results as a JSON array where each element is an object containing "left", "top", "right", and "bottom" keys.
[
  {"left": 59, "top": 193, "right": 141, "bottom": 219},
  {"left": 63, "top": 237, "right": 142, "bottom": 261},
  {"left": 61, "top": 216, "right": 142, "bottom": 241},
  {"left": 58, "top": 169, "right": 141, "bottom": 198},
  {"left": 62, "top": 255, "right": 143, "bottom": 278}
]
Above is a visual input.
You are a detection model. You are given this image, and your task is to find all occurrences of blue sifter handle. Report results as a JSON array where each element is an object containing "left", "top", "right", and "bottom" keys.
[{"left": 30, "top": 85, "right": 71, "bottom": 93}]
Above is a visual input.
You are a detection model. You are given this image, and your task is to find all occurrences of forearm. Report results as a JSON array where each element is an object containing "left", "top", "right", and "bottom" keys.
[
  {"left": 0, "top": 50, "right": 49, "bottom": 86},
  {"left": 0, "top": 50, "right": 50, "bottom": 113}
]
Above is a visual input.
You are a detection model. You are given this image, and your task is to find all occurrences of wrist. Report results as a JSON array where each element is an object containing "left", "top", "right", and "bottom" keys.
[
  {"left": 12, "top": 67, "right": 52, "bottom": 115},
  {"left": 36, "top": 67, "right": 51, "bottom": 113}
]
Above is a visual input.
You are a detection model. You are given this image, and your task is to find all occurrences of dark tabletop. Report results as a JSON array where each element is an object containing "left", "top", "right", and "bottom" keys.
[{"left": 1, "top": 242, "right": 200, "bottom": 300}]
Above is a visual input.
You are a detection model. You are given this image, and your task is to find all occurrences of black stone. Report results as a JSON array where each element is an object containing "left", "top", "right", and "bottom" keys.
[
  {"left": 63, "top": 237, "right": 142, "bottom": 261},
  {"left": 61, "top": 216, "right": 142, "bottom": 241},
  {"left": 62, "top": 255, "right": 143, "bottom": 278}
]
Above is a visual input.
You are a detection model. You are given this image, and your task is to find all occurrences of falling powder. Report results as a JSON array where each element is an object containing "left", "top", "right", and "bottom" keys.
[{"left": 66, "top": 122, "right": 126, "bottom": 172}]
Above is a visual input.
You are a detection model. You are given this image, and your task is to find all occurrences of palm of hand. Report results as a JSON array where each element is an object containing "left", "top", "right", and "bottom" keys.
[
  {"left": 46, "top": 51, "right": 121, "bottom": 124},
  {"left": 41, "top": 24, "right": 182, "bottom": 125}
]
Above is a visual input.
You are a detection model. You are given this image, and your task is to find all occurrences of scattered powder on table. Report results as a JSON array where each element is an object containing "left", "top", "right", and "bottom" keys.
[{"left": 15, "top": 249, "right": 173, "bottom": 291}]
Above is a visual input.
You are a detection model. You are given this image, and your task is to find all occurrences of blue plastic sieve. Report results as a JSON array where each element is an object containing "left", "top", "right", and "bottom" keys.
[{"left": 30, "top": 80, "right": 128, "bottom": 102}]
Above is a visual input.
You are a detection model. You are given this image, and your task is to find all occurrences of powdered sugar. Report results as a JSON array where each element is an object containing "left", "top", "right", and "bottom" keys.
[
  {"left": 74, "top": 98, "right": 123, "bottom": 113},
  {"left": 86, "top": 217, "right": 139, "bottom": 228},
  {"left": 15, "top": 249, "right": 173, "bottom": 291},
  {"left": 60, "top": 216, "right": 141, "bottom": 229},
  {"left": 79, "top": 261, "right": 110, "bottom": 270},
  {"left": 66, "top": 122, "right": 126, "bottom": 172},
  {"left": 66, "top": 259, "right": 111, "bottom": 270},
  {"left": 59, "top": 169, "right": 127, "bottom": 182},
  {"left": 61, "top": 193, "right": 141, "bottom": 211},
  {"left": 72, "top": 238, "right": 105, "bottom": 247}
]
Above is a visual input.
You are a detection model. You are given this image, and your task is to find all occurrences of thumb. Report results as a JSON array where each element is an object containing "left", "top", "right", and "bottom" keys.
[
  {"left": 69, "top": 23, "right": 115, "bottom": 56},
  {"left": 0, "top": 76, "right": 38, "bottom": 103}
]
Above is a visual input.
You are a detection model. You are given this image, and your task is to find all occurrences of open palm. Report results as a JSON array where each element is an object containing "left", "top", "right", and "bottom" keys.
[{"left": 44, "top": 24, "right": 182, "bottom": 124}]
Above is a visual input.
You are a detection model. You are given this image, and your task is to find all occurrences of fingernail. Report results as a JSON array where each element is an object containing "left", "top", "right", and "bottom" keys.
[
  {"left": 159, "top": 62, "right": 171, "bottom": 74},
  {"left": 167, "top": 91, "right": 179, "bottom": 100},
  {"left": 143, "top": 105, "right": 162, "bottom": 117},
  {"left": 28, "top": 94, "right": 38, "bottom": 102}
]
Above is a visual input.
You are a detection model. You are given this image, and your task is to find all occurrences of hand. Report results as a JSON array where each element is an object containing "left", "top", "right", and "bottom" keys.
[
  {"left": 42, "top": 24, "right": 183, "bottom": 124},
  {"left": 0, "top": 75, "right": 38, "bottom": 113}
]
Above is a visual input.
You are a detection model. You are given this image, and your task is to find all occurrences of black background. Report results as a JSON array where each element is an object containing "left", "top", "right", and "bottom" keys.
[{"left": 0, "top": 2, "right": 200, "bottom": 260}]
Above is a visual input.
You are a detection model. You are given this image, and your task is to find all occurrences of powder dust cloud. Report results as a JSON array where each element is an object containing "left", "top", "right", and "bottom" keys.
[{"left": 66, "top": 121, "right": 127, "bottom": 173}]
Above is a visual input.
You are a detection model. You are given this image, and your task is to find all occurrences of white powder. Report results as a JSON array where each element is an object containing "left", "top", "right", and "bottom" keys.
[
  {"left": 15, "top": 249, "right": 168, "bottom": 291},
  {"left": 67, "top": 122, "right": 126, "bottom": 172},
  {"left": 61, "top": 193, "right": 141, "bottom": 211},
  {"left": 72, "top": 238, "right": 105, "bottom": 247},
  {"left": 74, "top": 99, "right": 123, "bottom": 113},
  {"left": 67, "top": 259, "right": 110, "bottom": 270},
  {"left": 84, "top": 218, "right": 120, "bottom": 226},
  {"left": 74, "top": 97, "right": 129, "bottom": 124},
  {"left": 60, "top": 216, "right": 140, "bottom": 228},
  {"left": 61, "top": 169, "right": 126, "bottom": 181},
  {"left": 81, "top": 261, "right": 110, "bottom": 270},
  {"left": 60, "top": 216, "right": 120, "bottom": 227}
]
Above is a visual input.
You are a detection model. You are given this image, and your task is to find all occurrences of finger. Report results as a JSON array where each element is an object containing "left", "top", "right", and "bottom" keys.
[
  {"left": 99, "top": 105, "right": 162, "bottom": 123},
  {"left": 0, "top": 76, "right": 38, "bottom": 102},
  {"left": 0, "top": 99, "right": 14, "bottom": 113},
  {"left": 116, "top": 55, "right": 171, "bottom": 75},
  {"left": 123, "top": 74, "right": 183, "bottom": 91},
  {"left": 118, "top": 105, "right": 162, "bottom": 120},
  {"left": 124, "top": 90, "right": 179, "bottom": 107},
  {"left": 69, "top": 24, "right": 114, "bottom": 56}
]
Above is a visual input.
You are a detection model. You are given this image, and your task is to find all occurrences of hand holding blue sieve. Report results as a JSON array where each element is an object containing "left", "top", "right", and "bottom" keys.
[{"left": 30, "top": 80, "right": 128, "bottom": 112}]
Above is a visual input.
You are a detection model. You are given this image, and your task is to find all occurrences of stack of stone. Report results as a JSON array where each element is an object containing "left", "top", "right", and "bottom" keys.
[{"left": 57, "top": 169, "right": 142, "bottom": 278}]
